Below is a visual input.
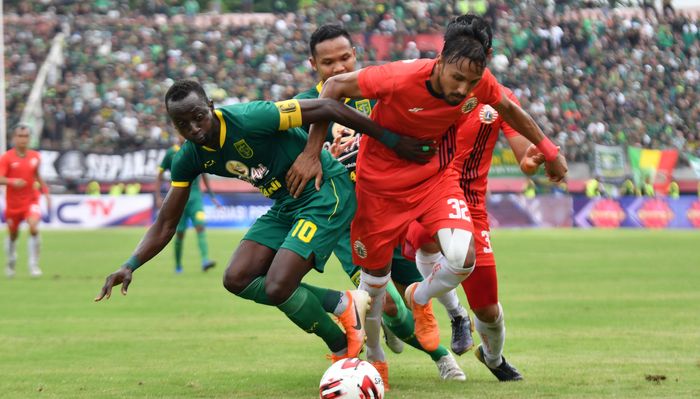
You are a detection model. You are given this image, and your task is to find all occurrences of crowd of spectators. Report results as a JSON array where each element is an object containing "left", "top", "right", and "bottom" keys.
[{"left": 4, "top": 0, "right": 700, "bottom": 165}]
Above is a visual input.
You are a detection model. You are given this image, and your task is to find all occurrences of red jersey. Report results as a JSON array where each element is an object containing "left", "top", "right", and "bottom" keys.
[
  {"left": 454, "top": 86, "right": 520, "bottom": 213},
  {"left": 0, "top": 148, "right": 41, "bottom": 211},
  {"left": 356, "top": 59, "right": 502, "bottom": 197}
]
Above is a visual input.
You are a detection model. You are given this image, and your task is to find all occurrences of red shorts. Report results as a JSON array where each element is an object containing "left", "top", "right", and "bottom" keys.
[
  {"left": 404, "top": 212, "right": 495, "bottom": 267},
  {"left": 351, "top": 173, "right": 474, "bottom": 269},
  {"left": 5, "top": 202, "right": 41, "bottom": 234},
  {"left": 403, "top": 212, "right": 498, "bottom": 309}
]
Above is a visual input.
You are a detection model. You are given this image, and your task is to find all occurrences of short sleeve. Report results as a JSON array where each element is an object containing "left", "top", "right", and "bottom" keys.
[
  {"left": 471, "top": 68, "right": 502, "bottom": 106},
  {"left": 169, "top": 142, "right": 201, "bottom": 188},
  {"left": 358, "top": 64, "right": 396, "bottom": 103},
  {"left": 159, "top": 149, "right": 173, "bottom": 172},
  {"left": 500, "top": 88, "right": 521, "bottom": 138}
]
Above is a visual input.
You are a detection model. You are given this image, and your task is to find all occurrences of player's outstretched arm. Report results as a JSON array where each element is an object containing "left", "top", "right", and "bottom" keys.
[
  {"left": 493, "top": 94, "right": 567, "bottom": 182},
  {"left": 506, "top": 135, "right": 545, "bottom": 176},
  {"left": 154, "top": 169, "right": 165, "bottom": 209},
  {"left": 94, "top": 186, "right": 190, "bottom": 301}
]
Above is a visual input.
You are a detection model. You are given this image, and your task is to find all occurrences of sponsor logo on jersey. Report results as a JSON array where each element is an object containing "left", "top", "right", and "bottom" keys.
[
  {"left": 225, "top": 160, "right": 252, "bottom": 182},
  {"left": 203, "top": 160, "right": 216, "bottom": 168},
  {"left": 355, "top": 99, "right": 372, "bottom": 116},
  {"left": 353, "top": 240, "right": 368, "bottom": 259},
  {"left": 234, "top": 139, "right": 254, "bottom": 159},
  {"left": 408, "top": 107, "right": 424, "bottom": 113},
  {"left": 479, "top": 105, "right": 498, "bottom": 124},
  {"left": 461, "top": 97, "right": 478, "bottom": 114},
  {"left": 260, "top": 178, "right": 281, "bottom": 198}
]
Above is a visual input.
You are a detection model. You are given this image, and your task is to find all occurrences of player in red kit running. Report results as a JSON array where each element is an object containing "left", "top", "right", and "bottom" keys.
[
  {"left": 405, "top": 83, "right": 548, "bottom": 381},
  {"left": 0, "top": 125, "right": 51, "bottom": 278},
  {"left": 292, "top": 14, "right": 567, "bottom": 371}
]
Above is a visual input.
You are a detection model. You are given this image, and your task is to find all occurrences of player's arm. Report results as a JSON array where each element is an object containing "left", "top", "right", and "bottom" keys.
[
  {"left": 286, "top": 98, "right": 436, "bottom": 197},
  {"left": 201, "top": 174, "right": 221, "bottom": 207},
  {"left": 95, "top": 184, "right": 190, "bottom": 302},
  {"left": 154, "top": 168, "right": 166, "bottom": 208},
  {"left": 492, "top": 94, "right": 567, "bottom": 182},
  {"left": 0, "top": 156, "right": 26, "bottom": 188},
  {"left": 34, "top": 161, "right": 51, "bottom": 213}
]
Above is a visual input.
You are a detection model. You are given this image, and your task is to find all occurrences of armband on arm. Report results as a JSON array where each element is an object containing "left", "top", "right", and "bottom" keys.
[
  {"left": 124, "top": 255, "right": 142, "bottom": 271},
  {"left": 536, "top": 137, "right": 559, "bottom": 161}
]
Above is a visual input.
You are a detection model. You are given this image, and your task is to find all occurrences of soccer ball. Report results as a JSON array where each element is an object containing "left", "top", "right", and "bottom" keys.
[{"left": 319, "top": 358, "right": 384, "bottom": 399}]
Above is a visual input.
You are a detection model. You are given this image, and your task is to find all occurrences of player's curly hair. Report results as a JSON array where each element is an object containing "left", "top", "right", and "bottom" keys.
[
  {"left": 164, "top": 80, "right": 208, "bottom": 110},
  {"left": 309, "top": 24, "right": 353, "bottom": 57},
  {"left": 442, "top": 14, "right": 493, "bottom": 69}
]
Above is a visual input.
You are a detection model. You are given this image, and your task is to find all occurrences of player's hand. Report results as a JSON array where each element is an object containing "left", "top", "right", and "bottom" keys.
[
  {"left": 520, "top": 144, "right": 545, "bottom": 175},
  {"left": 329, "top": 135, "right": 355, "bottom": 158},
  {"left": 94, "top": 267, "right": 133, "bottom": 302},
  {"left": 286, "top": 152, "right": 323, "bottom": 198},
  {"left": 392, "top": 137, "right": 438, "bottom": 164},
  {"left": 545, "top": 151, "right": 568, "bottom": 183}
]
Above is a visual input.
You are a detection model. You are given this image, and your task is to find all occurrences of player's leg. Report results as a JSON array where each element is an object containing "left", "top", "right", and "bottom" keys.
[
  {"left": 406, "top": 221, "right": 473, "bottom": 354},
  {"left": 4, "top": 211, "right": 20, "bottom": 278},
  {"left": 191, "top": 200, "right": 215, "bottom": 271},
  {"left": 266, "top": 174, "right": 362, "bottom": 357},
  {"left": 406, "top": 184, "right": 476, "bottom": 352},
  {"left": 464, "top": 220, "right": 522, "bottom": 381},
  {"left": 173, "top": 211, "right": 188, "bottom": 273},
  {"left": 26, "top": 204, "right": 43, "bottom": 277},
  {"left": 389, "top": 252, "right": 466, "bottom": 380}
]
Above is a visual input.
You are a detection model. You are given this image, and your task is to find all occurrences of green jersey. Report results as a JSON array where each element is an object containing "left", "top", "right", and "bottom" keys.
[
  {"left": 159, "top": 144, "right": 202, "bottom": 198},
  {"left": 170, "top": 100, "right": 346, "bottom": 200},
  {"left": 295, "top": 82, "right": 375, "bottom": 180}
]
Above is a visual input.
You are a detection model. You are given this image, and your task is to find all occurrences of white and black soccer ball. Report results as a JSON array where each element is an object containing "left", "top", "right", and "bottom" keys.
[{"left": 319, "top": 358, "right": 384, "bottom": 399}]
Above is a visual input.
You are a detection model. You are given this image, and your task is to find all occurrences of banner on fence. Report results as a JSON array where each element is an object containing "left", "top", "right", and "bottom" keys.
[
  {"left": 573, "top": 195, "right": 700, "bottom": 229},
  {"left": 593, "top": 144, "right": 626, "bottom": 182}
]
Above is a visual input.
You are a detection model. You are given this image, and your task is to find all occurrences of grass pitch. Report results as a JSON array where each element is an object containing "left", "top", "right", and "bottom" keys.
[{"left": 0, "top": 228, "right": 698, "bottom": 398}]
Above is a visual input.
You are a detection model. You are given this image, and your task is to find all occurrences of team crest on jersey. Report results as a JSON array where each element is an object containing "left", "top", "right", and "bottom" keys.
[
  {"left": 479, "top": 105, "right": 498, "bottom": 124},
  {"left": 234, "top": 139, "right": 254, "bottom": 159},
  {"left": 461, "top": 97, "right": 478, "bottom": 114},
  {"left": 354, "top": 99, "right": 372, "bottom": 116},
  {"left": 225, "top": 160, "right": 251, "bottom": 182},
  {"left": 353, "top": 240, "right": 368, "bottom": 259}
]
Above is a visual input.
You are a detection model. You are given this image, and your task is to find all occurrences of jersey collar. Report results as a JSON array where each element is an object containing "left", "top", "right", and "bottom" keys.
[{"left": 203, "top": 110, "right": 227, "bottom": 151}]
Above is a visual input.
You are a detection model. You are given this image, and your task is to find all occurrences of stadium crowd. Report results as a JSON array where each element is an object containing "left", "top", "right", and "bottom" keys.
[{"left": 4, "top": 0, "right": 700, "bottom": 164}]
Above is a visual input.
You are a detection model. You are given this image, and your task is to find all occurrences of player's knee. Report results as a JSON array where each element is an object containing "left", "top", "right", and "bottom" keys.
[
  {"left": 222, "top": 267, "right": 252, "bottom": 295},
  {"left": 465, "top": 238, "right": 476, "bottom": 268},
  {"left": 439, "top": 229, "right": 474, "bottom": 270},
  {"left": 473, "top": 303, "right": 500, "bottom": 323},
  {"left": 264, "top": 278, "right": 294, "bottom": 305}
]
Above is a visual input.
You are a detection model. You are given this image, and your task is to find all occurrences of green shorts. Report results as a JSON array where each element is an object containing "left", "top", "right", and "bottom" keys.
[
  {"left": 243, "top": 173, "right": 356, "bottom": 272},
  {"left": 334, "top": 233, "right": 423, "bottom": 288},
  {"left": 177, "top": 196, "right": 206, "bottom": 232}
]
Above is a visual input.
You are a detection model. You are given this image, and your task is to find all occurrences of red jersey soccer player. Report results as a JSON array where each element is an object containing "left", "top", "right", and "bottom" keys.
[
  {"left": 296, "top": 14, "right": 567, "bottom": 369},
  {"left": 406, "top": 84, "right": 546, "bottom": 381},
  {"left": 0, "top": 125, "right": 51, "bottom": 278}
]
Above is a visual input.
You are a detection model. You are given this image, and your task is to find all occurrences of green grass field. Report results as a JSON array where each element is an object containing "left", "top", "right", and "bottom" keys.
[{"left": 0, "top": 228, "right": 699, "bottom": 398}]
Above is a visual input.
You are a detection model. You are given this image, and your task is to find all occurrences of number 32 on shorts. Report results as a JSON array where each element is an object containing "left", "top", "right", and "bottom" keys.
[
  {"left": 447, "top": 198, "right": 471, "bottom": 221},
  {"left": 291, "top": 219, "right": 317, "bottom": 243}
]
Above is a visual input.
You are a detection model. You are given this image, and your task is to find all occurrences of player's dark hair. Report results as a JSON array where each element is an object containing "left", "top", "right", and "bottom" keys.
[
  {"left": 442, "top": 14, "right": 492, "bottom": 69},
  {"left": 11, "top": 123, "right": 30, "bottom": 134},
  {"left": 309, "top": 24, "right": 353, "bottom": 57},
  {"left": 164, "top": 80, "right": 208, "bottom": 109}
]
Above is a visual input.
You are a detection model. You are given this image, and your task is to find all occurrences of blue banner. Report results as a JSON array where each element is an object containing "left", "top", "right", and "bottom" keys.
[
  {"left": 203, "top": 193, "right": 273, "bottom": 228},
  {"left": 573, "top": 195, "right": 700, "bottom": 229}
]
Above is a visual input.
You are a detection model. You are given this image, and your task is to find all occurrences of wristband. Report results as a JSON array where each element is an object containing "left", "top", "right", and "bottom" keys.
[
  {"left": 124, "top": 255, "right": 141, "bottom": 271},
  {"left": 536, "top": 137, "right": 559, "bottom": 161},
  {"left": 377, "top": 129, "right": 400, "bottom": 149}
]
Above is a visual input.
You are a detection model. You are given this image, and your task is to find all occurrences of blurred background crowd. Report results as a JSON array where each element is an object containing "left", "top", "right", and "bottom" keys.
[{"left": 4, "top": 0, "right": 700, "bottom": 166}]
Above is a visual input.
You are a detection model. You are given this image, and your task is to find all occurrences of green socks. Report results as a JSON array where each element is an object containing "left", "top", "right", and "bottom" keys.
[
  {"left": 237, "top": 277, "right": 346, "bottom": 353},
  {"left": 383, "top": 282, "right": 449, "bottom": 361},
  {"left": 196, "top": 230, "right": 209, "bottom": 262}
]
